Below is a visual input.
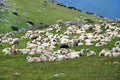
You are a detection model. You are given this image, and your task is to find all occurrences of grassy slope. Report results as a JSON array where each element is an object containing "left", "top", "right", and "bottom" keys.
[
  {"left": 0, "top": 0, "right": 120, "bottom": 80},
  {"left": 0, "top": 27, "right": 120, "bottom": 80},
  {"left": 0, "top": 0, "right": 105, "bottom": 33}
]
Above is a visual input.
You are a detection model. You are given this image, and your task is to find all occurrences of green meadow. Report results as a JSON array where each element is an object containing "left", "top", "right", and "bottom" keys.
[{"left": 0, "top": 0, "right": 120, "bottom": 80}]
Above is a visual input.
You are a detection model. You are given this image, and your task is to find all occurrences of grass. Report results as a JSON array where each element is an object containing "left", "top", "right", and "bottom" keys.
[
  {"left": 0, "top": 54, "right": 120, "bottom": 80},
  {"left": 0, "top": 0, "right": 106, "bottom": 33},
  {"left": 0, "top": 25, "right": 120, "bottom": 80},
  {"left": 0, "top": 0, "right": 120, "bottom": 80}
]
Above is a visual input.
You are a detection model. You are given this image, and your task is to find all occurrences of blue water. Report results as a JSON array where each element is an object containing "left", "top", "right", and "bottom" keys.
[{"left": 55, "top": 0, "right": 120, "bottom": 20}]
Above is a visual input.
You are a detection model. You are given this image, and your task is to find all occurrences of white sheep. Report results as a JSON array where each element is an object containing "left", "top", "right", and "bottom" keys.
[
  {"left": 86, "top": 49, "right": 96, "bottom": 56},
  {"left": 9, "top": 38, "right": 19, "bottom": 45},
  {"left": 95, "top": 42, "right": 107, "bottom": 47},
  {"left": 18, "top": 49, "right": 30, "bottom": 54},
  {"left": 79, "top": 49, "right": 86, "bottom": 56},
  {"left": 99, "top": 48, "right": 110, "bottom": 57},
  {"left": 27, "top": 42, "right": 38, "bottom": 49},
  {"left": 67, "top": 52, "right": 80, "bottom": 59},
  {"left": 27, "top": 56, "right": 40, "bottom": 62},
  {"left": 78, "top": 42, "right": 84, "bottom": 46}
]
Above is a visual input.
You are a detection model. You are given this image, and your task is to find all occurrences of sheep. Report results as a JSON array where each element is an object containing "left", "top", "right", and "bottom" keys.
[
  {"left": 49, "top": 56, "right": 57, "bottom": 61},
  {"left": 39, "top": 54, "right": 52, "bottom": 61},
  {"left": 56, "top": 28, "right": 61, "bottom": 32},
  {"left": 56, "top": 48, "right": 71, "bottom": 55},
  {"left": 79, "top": 49, "right": 86, "bottom": 56},
  {"left": 60, "top": 38, "right": 69, "bottom": 44},
  {"left": 79, "top": 34, "right": 87, "bottom": 41},
  {"left": 50, "top": 39, "right": 58, "bottom": 46},
  {"left": 27, "top": 30, "right": 33, "bottom": 34},
  {"left": 66, "top": 52, "right": 80, "bottom": 59},
  {"left": 54, "top": 53, "right": 69, "bottom": 61},
  {"left": 3, "top": 47, "right": 19, "bottom": 55},
  {"left": 28, "top": 51, "right": 37, "bottom": 55},
  {"left": 78, "top": 42, "right": 84, "bottom": 46},
  {"left": 112, "top": 47, "right": 120, "bottom": 52},
  {"left": 86, "top": 49, "right": 96, "bottom": 56},
  {"left": 46, "top": 28, "right": 53, "bottom": 32},
  {"left": 68, "top": 39, "right": 78, "bottom": 47},
  {"left": 18, "top": 49, "right": 30, "bottom": 54},
  {"left": 112, "top": 52, "right": 120, "bottom": 57},
  {"left": 95, "top": 42, "right": 107, "bottom": 47},
  {"left": 41, "top": 42, "right": 50, "bottom": 47},
  {"left": 99, "top": 48, "right": 110, "bottom": 57},
  {"left": 26, "top": 42, "right": 38, "bottom": 49},
  {"left": 114, "top": 41, "right": 120, "bottom": 48},
  {"left": 2, "top": 48, "right": 13, "bottom": 55},
  {"left": 87, "top": 33, "right": 95, "bottom": 39},
  {"left": 30, "top": 34, "right": 39, "bottom": 40},
  {"left": 38, "top": 30, "right": 46, "bottom": 34},
  {"left": 103, "top": 46, "right": 120, "bottom": 57},
  {"left": 27, "top": 56, "right": 40, "bottom": 62},
  {"left": 85, "top": 39, "right": 93, "bottom": 46},
  {"left": 9, "top": 38, "right": 19, "bottom": 45},
  {"left": 36, "top": 36, "right": 43, "bottom": 42}
]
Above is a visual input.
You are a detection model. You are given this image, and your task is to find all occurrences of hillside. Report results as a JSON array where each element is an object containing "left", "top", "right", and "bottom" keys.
[
  {"left": 0, "top": 19, "right": 120, "bottom": 80},
  {"left": 0, "top": 0, "right": 106, "bottom": 33},
  {"left": 0, "top": 0, "right": 120, "bottom": 80}
]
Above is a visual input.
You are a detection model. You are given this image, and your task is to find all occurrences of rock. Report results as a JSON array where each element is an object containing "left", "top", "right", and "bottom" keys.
[
  {"left": 11, "top": 26, "right": 19, "bottom": 31},
  {"left": 13, "top": 72, "right": 21, "bottom": 76},
  {"left": 54, "top": 73, "right": 64, "bottom": 77},
  {"left": 37, "top": 23, "right": 50, "bottom": 28},
  {"left": 113, "top": 62, "right": 120, "bottom": 65},
  {"left": 27, "top": 21, "right": 34, "bottom": 26},
  {"left": 12, "top": 11, "right": 19, "bottom": 16}
]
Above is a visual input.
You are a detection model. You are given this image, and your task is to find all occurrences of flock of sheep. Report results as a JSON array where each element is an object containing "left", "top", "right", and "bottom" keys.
[{"left": 1, "top": 20, "right": 120, "bottom": 62}]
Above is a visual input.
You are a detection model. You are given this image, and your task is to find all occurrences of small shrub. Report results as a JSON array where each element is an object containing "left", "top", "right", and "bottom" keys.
[
  {"left": 11, "top": 26, "right": 19, "bottom": 31},
  {"left": 12, "top": 11, "right": 19, "bottom": 16},
  {"left": 27, "top": 21, "right": 34, "bottom": 26}
]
